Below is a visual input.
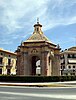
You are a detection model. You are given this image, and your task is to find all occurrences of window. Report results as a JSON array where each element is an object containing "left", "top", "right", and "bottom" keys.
[
  {"left": 68, "top": 54, "right": 70, "bottom": 58},
  {"left": 70, "top": 73, "right": 75, "bottom": 75},
  {"left": 63, "top": 66, "right": 65, "bottom": 69},
  {"left": 0, "top": 69, "right": 2, "bottom": 74},
  {"left": 68, "top": 54, "right": 73, "bottom": 58},
  {"left": 73, "top": 66, "right": 75, "bottom": 68},
  {"left": 66, "top": 73, "right": 68, "bottom": 76},
  {"left": 73, "top": 69, "right": 75, "bottom": 72},
  {"left": 72, "top": 54, "right": 74, "bottom": 58},
  {"left": 7, "top": 69, "right": 10, "bottom": 75},
  {"left": 70, "top": 54, "right": 73, "bottom": 58},
  {"left": 68, "top": 66, "right": 71, "bottom": 69},
  {"left": 63, "top": 60, "right": 65, "bottom": 64},
  {"left": 37, "top": 28, "right": 39, "bottom": 31},
  {"left": 72, "top": 54, "right": 76, "bottom": 58},
  {"left": 73, "top": 73, "right": 75, "bottom": 75},
  {"left": 1, "top": 53, "right": 3, "bottom": 55},
  {"left": 9, "top": 55, "right": 10, "bottom": 57},
  {"left": 8, "top": 59, "right": 11, "bottom": 65},
  {"left": 61, "top": 66, "right": 62, "bottom": 69},
  {"left": 0, "top": 57, "right": 3, "bottom": 64},
  {"left": 74, "top": 54, "right": 76, "bottom": 58}
]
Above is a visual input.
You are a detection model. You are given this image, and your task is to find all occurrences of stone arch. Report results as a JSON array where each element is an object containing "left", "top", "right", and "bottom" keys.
[{"left": 31, "top": 55, "right": 41, "bottom": 75}]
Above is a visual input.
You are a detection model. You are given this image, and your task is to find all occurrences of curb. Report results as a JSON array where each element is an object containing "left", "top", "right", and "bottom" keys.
[{"left": 0, "top": 83, "right": 68, "bottom": 87}]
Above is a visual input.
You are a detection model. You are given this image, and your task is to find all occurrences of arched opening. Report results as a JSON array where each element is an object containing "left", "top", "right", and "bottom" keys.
[{"left": 31, "top": 56, "right": 41, "bottom": 75}]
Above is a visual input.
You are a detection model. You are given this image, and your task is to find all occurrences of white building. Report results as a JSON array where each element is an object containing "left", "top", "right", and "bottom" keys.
[
  {"left": 60, "top": 47, "right": 76, "bottom": 76},
  {"left": 0, "top": 48, "right": 17, "bottom": 75}
]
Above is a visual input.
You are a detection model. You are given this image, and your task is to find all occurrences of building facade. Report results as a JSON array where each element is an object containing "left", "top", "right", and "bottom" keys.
[
  {"left": 60, "top": 47, "right": 76, "bottom": 76},
  {"left": 0, "top": 48, "right": 17, "bottom": 75},
  {"left": 16, "top": 21, "right": 61, "bottom": 76}
]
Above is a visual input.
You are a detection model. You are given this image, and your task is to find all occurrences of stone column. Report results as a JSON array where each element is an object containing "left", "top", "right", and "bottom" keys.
[
  {"left": 17, "top": 53, "right": 24, "bottom": 75},
  {"left": 19, "top": 53, "right": 25, "bottom": 75},
  {"left": 41, "top": 51, "right": 48, "bottom": 76},
  {"left": 23, "top": 52, "right": 28, "bottom": 75},
  {"left": 52, "top": 54, "right": 60, "bottom": 76}
]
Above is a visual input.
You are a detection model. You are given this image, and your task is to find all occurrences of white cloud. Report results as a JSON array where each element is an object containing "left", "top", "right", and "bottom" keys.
[
  {"left": 27, "top": 1, "right": 76, "bottom": 31},
  {"left": 0, "top": 0, "right": 76, "bottom": 33},
  {"left": 0, "top": 0, "right": 76, "bottom": 51},
  {"left": 0, "top": 0, "right": 48, "bottom": 34},
  {"left": 41, "top": 0, "right": 76, "bottom": 30}
]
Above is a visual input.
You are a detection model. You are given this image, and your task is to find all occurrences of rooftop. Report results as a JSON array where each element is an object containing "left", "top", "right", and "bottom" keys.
[
  {"left": 0, "top": 48, "right": 17, "bottom": 55},
  {"left": 25, "top": 21, "right": 55, "bottom": 46}
]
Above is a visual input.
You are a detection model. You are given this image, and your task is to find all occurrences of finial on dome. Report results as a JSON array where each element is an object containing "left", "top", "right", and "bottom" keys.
[
  {"left": 37, "top": 17, "right": 39, "bottom": 24},
  {"left": 34, "top": 18, "right": 42, "bottom": 27}
]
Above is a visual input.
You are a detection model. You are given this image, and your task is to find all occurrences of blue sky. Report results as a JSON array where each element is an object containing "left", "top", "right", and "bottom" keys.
[{"left": 0, "top": 0, "right": 76, "bottom": 52}]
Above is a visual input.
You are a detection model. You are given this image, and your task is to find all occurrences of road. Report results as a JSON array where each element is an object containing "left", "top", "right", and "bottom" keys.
[{"left": 0, "top": 86, "right": 76, "bottom": 100}]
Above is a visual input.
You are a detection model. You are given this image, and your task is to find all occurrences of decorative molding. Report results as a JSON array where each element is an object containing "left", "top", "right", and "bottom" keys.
[{"left": 31, "top": 49, "right": 38, "bottom": 53}]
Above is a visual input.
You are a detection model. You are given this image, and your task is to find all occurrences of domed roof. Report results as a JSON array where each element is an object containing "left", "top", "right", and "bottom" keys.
[
  {"left": 25, "top": 21, "right": 52, "bottom": 44},
  {"left": 26, "top": 32, "right": 50, "bottom": 42}
]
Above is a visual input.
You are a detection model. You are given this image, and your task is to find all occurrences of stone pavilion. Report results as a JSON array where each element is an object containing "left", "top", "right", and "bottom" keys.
[{"left": 16, "top": 20, "right": 61, "bottom": 76}]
